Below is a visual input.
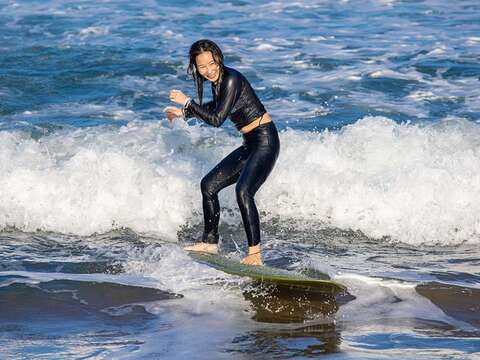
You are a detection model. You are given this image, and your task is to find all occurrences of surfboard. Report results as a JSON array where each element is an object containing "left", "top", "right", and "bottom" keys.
[{"left": 188, "top": 251, "right": 347, "bottom": 294}]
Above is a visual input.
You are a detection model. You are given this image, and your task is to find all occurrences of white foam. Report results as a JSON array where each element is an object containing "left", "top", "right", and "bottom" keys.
[
  {"left": 120, "top": 243, "right": 254, "bottom": 359},
  {"left": 406, "top": 91, "right": 463, "bottom": 103},
  {"left": 0, "top": 121, "right": 232, "bottom": 238},
  {"left": 161, "top": 29, "right": 184, "bottom": 40},
  {"left": 2, "top": 117, "right": 480, "bottom": 245},
  {"left": 79, "top": 26, "right": 110, "bottom": 38},
  {"left": 466, "top": 37, "right": 480, "bottom": 44},
  {"left": 258, "top": 116, "right": 480, "bottom": 245},
  {"left": 255, "top": 43, "right": 280, "bottom": 51},
  {"left": 284, "top": 107, "right": 330, "bottom": 118},
  {"left": 369, "top": 69, "right": 421, "bottom": 81},
  {"left": 305, "top": 36, "right": 329, "bottom": 42},
  {"left": 123, "top": 244, "right": 246, "bottom": 301},
  {"left": 334, "top": 273, "right": 471, "bottom": 330},
  {"left": 375, "top": 0, "right": 397, "bottom": 5},
  {"left": 12, "top": 102, "right": 137, "bottom": 122},
  {"left": 112, "top": 109, "right": 136, "bottom": 121},
  {"left": 427, "top": 47, "right": 446, "bottom": 56}
]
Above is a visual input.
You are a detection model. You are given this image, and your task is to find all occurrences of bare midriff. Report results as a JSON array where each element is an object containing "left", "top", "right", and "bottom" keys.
[{"left": 240, "top": 112, "right": 272, "bottom": 134}]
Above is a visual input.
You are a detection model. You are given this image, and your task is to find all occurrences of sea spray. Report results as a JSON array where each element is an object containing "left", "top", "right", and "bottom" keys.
[{"left": 2, "top": 117, "right": 480, "bottom": 245}]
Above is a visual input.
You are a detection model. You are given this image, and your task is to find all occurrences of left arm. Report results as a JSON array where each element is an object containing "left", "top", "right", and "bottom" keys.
[
  {"left": 183, "top": 100, "right": 216, "bottom": 119},
  {"left": 170, "top": 76, "right": 240, "bottom": 127}
]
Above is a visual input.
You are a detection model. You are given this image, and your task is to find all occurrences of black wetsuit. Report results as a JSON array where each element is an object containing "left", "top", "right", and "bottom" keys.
[{"left": 184, "top": 66, "right": 280, "bottom": 247}]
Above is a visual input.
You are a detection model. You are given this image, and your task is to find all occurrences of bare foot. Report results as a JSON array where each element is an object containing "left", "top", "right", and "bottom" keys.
[
  {"left": 184, "top": 242, "right": 218, "bottom": 254},
  {"left": 240, "top": 252, "right": 263, "bottom": 266}
]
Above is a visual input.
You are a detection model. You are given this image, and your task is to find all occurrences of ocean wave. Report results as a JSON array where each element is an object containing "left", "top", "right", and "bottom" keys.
[
  {"left": 263, "top": 116, "right": 480, "bottom": 245},
  {"left": 1, "top": 117, "right": 480, "bottom": 245}
]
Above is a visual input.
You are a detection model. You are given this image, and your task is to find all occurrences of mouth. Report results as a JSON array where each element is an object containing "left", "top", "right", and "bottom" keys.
[{"left": 207, "top": 72, "right": 217, "bottom": 80}]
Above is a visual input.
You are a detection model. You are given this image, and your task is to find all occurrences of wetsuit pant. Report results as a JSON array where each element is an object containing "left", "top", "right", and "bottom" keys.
[{"left": 201, "top": 122, "right": 280, "bottom": 247}]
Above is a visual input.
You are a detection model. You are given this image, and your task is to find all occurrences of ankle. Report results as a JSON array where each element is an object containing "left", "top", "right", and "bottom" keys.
[
  {"left": 247, "top": 244, "right": 261, "bottom": 256},
  {"left": 202, "top": 233, "right": 219, "bottom": 244}
]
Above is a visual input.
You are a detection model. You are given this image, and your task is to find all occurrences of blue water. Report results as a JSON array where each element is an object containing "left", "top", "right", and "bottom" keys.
[{"left": 1, "top": 0, "right": 480, "bottom": 359}]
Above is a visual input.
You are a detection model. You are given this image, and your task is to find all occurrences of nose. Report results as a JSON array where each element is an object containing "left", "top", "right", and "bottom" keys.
[{"left": 207, "top": 64, "right": 216, "bottom": 75}]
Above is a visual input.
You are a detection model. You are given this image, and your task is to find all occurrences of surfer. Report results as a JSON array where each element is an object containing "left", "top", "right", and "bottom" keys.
[{"left": 165, "top": 39, "right": 279, "bottom": 266}]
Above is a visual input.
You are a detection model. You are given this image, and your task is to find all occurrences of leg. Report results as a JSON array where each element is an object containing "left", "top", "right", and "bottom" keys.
[
  {"left": 185, "top": 144, "right": 249, "bottom": 253},
  {"left": 201, "top": 145, "right": 249, "bottom": 243},
  {"left": 236, "top": 145, "right": 279, "bottom": 264}
]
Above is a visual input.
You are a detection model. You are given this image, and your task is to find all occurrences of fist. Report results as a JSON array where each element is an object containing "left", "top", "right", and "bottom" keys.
[
  {"left": 169, "top": 89, "right": 189, "bottom": 106},
  {"left": 164, "top": 106, "right": 183, "bottom": 122}
]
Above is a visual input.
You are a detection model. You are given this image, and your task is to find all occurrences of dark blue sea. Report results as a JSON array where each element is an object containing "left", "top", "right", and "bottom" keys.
[{"left": 1, "top": 0, "right": 480, "bottom": 358}]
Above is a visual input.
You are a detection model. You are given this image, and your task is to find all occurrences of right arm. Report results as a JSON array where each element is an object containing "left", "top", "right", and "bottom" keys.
[
  {"left": 184, "top": 100, "right": 215, "bottom": 119},
  {"left": 166, "top": 100, "right": 215, "bottom": 123},
  {"left": 184, "top": 75, "right": 240, "bottom": 127}
]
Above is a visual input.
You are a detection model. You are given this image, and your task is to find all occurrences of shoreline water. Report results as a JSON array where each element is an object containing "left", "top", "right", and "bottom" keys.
[{"left": 1, "top": 228, "right": 479, "bottom": 359}]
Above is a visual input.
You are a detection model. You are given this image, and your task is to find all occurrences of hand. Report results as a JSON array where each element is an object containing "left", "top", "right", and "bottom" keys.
[
  {"left": 164, "top": 106, "right": 183, "bottom": 122},
  {"left": 169, "top": 89, "right": 190, "bottom": 106}
]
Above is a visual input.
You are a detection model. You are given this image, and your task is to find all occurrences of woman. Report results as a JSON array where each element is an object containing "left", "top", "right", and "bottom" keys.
[{"left": 165, "top": 39, "right": 279, "bottom": 266}]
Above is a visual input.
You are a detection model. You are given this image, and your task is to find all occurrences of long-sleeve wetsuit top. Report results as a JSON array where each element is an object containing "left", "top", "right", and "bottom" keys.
[{"left": 184, "top": 66, "right": 266, "bottom": 131}]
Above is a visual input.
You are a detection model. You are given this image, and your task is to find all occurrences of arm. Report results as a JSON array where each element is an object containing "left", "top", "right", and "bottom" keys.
[
  {"left": 183, "top": 100, "right": 215, "bottom": 119},
  {"left": 185, "top": 76, "right": 239, "bottom": 127}
]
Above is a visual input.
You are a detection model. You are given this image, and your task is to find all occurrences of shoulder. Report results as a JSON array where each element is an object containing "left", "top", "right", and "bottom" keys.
[{"left": 221, "top": 66, "right": 243, "bottom": 88}]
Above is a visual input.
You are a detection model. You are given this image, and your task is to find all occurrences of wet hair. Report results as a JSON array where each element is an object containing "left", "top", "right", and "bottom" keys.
[{"left": 187, "top": 39, "right": 224, "bottom": 105}]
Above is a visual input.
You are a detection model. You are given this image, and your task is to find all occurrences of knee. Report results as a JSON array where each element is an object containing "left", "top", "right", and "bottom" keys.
[
  {"left": 201, "top": 175, "right": 215, "bottom": 197},
  {"left": 235, "top": 182, "right": 252, "bottom": 204}
]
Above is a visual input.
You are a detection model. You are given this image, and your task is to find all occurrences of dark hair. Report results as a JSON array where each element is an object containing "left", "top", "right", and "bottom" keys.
[{"left": 187, "top": 39, "right": 224, "bottom": 105}]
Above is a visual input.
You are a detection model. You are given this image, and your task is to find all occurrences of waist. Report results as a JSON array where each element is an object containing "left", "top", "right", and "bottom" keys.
[
  {"left": 242, "top": 120, "right": 279, "bottom": 148},
  {"left": 240, "top": 113, "right": 272, "bottom": 134}
]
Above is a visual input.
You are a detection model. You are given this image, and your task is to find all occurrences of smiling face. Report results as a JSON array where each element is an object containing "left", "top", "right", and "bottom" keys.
[{"left": 195, "top": 51, "right": 220, "bottom": 83}]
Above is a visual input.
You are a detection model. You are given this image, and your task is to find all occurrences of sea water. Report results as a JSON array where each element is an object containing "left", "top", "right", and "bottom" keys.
[{"left": 0, "top": 0, "right": 479, "bottom": 358}]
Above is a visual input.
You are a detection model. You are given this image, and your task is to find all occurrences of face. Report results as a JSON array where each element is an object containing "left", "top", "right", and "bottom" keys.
[{"left": 195, "top": 51, "right": 220, "bottom": 83}]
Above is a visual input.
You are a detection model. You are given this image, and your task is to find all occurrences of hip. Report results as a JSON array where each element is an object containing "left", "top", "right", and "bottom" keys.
[
  {"left": 240, "top": 112, "right": 272, "bottom": 134},
  {"left": 242, "top": 120, "right": 280, "bottom": 152}
]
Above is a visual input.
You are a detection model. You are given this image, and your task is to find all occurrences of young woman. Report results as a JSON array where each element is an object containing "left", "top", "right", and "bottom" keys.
[{"left": 165, "top": 39, "right": 279, "bottom": 266}]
